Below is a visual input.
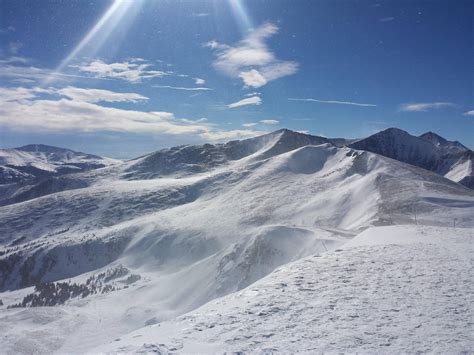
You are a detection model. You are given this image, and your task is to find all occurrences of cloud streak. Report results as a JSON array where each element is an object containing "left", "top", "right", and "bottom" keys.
[
  {"left": 260, "top": 119, "right": 279, "bottom": 125},
  {"left": 399, "top": 102, "right": 457, "bottom": 112},
  {"left": 57, "top": 86, "right": 148, "bottom": 103},
  {"left": 228, "top": 96, "right": 262, "bottom": 108},
  {"left": 153, "top": 85, "right": 212, "bottom": 91},
  {"left": 289, "top": 98, "right": 377, "bottom": 107}
]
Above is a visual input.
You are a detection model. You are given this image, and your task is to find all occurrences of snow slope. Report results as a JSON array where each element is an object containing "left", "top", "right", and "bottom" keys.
[
  {"left": 0, "top": 144, "right": 119, "bottom": 185},
  {"left": 95, "top": 225, "right": 474, "bottom": 354},
  {"left": 0, "top": 130, "right": 473, "bottom": 353},
  {"left": 349, "top": 128, "right": 473, "bottom": 188}
]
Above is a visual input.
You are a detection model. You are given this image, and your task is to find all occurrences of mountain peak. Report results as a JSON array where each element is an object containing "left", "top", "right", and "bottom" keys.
[
  {"left": 17, "top": 144, "right": 73, "bottom": 153},
  {"left": 17, "top": 144, "right": 103, "bottom": 160},
  {"left": 419, "top": 132, "right": 469, "bottom": 152},
  {"left": 378, "top": 127, "right": 411, "bottom": 136}
]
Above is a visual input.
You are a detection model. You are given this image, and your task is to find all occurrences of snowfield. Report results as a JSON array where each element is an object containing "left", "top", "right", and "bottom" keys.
[
  {"left": 94, "top": 225, "right": 474, "bottom": 354},
  {"left": 0, "top": 129, "right": 472, "bottom": 353}
]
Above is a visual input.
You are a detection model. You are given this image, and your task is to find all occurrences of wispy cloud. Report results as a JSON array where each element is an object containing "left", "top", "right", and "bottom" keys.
[
  {"left": 191, "top": 12, "right": 210, "bottom": 17},
  {"left": 194, "top": 77, "right": 205, "bottom": 85},
  {"left": 245, "top": 91, "right": 261, "bottom": 97},
  {"left": 228, "top": 96, "right": 262, "bottom": 108},
  {"left": 153, "top": 85, "right": 212, "bottom": 91},
  {"left": 70, "top": 59, "right": 167, "bottom": 83},
  {"left": 260, "top": 119, "right": 279, "bottom": 125},
  {"left": 379, "top": 16, "right": 395, "bottom": 22},
  {"left": 0, "top": 60, "right": 124, "bottom": 83},
  {"left": 8, "top": 41, "right": 23, "bottom": 54},
  {"left": 0, "top": 26, "right": 15, "bottom": 34},
  {"left": 0, "top": 56, "right": 30, "bottom": 65},
  {"left": 289, "top": 98, "right": 377, "bottom": 107},
  {"left": 0, "top": 85, "right": 264, "bottom": 142},
  {"left": 56, "top": 86, "right": 148, "bottom": 103},
  {"left": 399, "top": 102, "right": 457, "bottom": 112},
  {"left": 463, "top": 110, "right": 474, "bottom": 116},
  {"left": 206, "top": 23, "right": 298, "bottom": 88},
  {"left": 243, "top": 122, "right": 258, "bottom": 127},
  {"left": 200, "top": 129, "right": 266, "bottom": 141}
]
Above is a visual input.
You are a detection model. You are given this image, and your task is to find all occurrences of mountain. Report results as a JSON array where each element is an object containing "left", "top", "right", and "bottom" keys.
[
  {"left": 349, "top": 128, "right": 473, "bottom": 188},
  {"left": 0, "top": 129, "right": 472, "bottom": 353},
  {"left": 0, "top": 144, "right": 121, "bottom": 206},
  {"left": 123, "top": 129, "right": 330, "bottom": 179},
  {"left": 0, "top": 144, "right": 120, "bottom": 185},
  {"left": 419, "top": 131, "right": 469, "bottom": 153}
]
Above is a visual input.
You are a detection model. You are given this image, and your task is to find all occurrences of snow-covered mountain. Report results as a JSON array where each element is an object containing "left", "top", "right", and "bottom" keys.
[
  {"left": 0, "top": 129, "right": 472, "bottom": 353},
  {"left": 0, "top": 144, "right": 120, "bottom": 185},
  {"left": 0, "top": 144, "right": 120, "bottom": 206},
  {"left": 349, "top": 128, "right": 473, "bottom": 188}
]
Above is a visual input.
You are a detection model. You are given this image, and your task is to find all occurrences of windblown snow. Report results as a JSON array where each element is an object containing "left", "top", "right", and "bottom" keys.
[{"left": 0, "top": 129, "right": 472, "bottom": 353}]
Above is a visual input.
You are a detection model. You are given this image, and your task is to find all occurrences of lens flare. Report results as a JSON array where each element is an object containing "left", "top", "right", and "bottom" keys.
[
  {"left": 43, "top": 0, "right": 139, "bottom": 85},
  {"left": 228, "top": 0, "right": 253, "bottom": 34}
]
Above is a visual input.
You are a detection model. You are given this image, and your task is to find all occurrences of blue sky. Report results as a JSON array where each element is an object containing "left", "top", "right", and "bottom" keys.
[{"left": 0, "top": 0, "right": 472, "bottom": 158}]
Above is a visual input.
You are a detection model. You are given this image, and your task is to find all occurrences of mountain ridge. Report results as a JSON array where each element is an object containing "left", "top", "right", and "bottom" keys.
[
  {"left": 0, "top": 128, "right": 473, "bottom": 353},
  {"left": 349, "top": 127, "right": 473, "bottom": 188}
]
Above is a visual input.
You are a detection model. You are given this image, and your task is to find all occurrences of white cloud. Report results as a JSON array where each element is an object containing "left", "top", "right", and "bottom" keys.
[
  {"left": 200, "top": 129, "right": 266, "bottom": 141},
  {"left": 0, "top": 86, "right": 264, "bottom": 142},
  {"left": 180, "top": 117, "right": 209, "bottom": 124},
  {"left": 228, "top": 96, "right": 262, "bottom": 108},
  {"left": 289, "top": 98, "right": 377, "bottom": 107},
  {"left": 71, "top": 59, "right": 167, "bottom": 83},
  {"left": 192, "top": 13, "right": 210, "bottom": 17},
  {"left": 153, "top": 85, "right": 211, "bottom": 91},
  {"left": 239, "top": 69, "right": 267, "bottom": 88},
  {"left": 260, "top": 119, "right": 279, "bottom": 125},
  {"left": 204, "top": 40, "right": 229, "bottom": 50},
  {"left": 463, "top": 110, "right": 474, "bottom": 116},
  {"left": 243, "top": 122, "right": 258, "bottom": 127},
  {"left": 245, "top": 91, "right": 261, "bottom": 97},
  {"left": 0, "top": 56, "right": 30, "bottom": 65},
  {"left": 399, "top": 102, "right": 457, "bottom": 112},
  {"left": 0, "top": 64, "right": 114, "bottom": 83},
  {"left": 379, "top": 17, "right": 395, "bottom": 22},
  {"left": 207, "top": 23, "right": 298, "bottom": 88},
  {"left": 0, "top": 86, "right": 148, "bottom": 104},
  {"left": 57, "top": 87, "right": 148, "bottom": 103},
  {"left": 260, "top": 62, "right": 298, "bottom": 82},
  {"left": 0, "top": 86, "right": 39, "bottom": 102},
  {"left": 194, "top": 77, "right": 206, "bottom": 85}
]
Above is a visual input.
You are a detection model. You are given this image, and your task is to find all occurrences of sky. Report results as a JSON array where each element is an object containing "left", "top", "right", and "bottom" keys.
[{"left": 0, "top": 0, "right": 472, "bottom": 158}]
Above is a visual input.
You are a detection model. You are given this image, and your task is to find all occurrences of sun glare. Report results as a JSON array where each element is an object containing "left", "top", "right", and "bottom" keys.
[{"left": 43, "top": 0, "right": 140, "bottom": 85}]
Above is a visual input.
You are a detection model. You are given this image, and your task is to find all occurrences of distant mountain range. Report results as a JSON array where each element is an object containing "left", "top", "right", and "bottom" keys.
[
  {"left": 0, "top": 144, "right": 119, "bottom": 185},
  {"left": 2, "top": 127, "right": 470, "bottom": 191},
  {"left": 349, "top": 128, "right": 473, "bottom": 188}
]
